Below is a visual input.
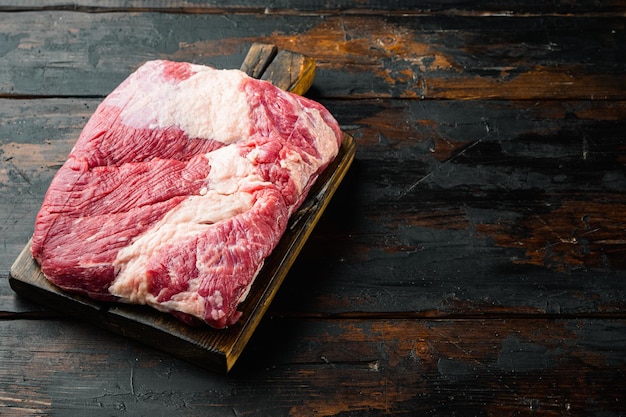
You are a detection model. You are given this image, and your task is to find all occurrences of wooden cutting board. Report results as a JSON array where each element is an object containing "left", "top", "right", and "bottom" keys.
[{"left": 9, "top": 44, "right": 355, "bottom": 374}]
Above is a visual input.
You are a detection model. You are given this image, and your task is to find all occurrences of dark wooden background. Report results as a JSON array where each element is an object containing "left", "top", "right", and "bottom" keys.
[{"left": 1, "top": 1, "right": 625, "bottom": 416}]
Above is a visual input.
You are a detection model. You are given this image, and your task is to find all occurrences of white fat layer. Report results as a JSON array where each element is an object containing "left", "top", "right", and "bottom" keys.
[
  {"left": 108, "top": 145, "right": 270, "bottom": 317},
  {"left": 107, "top": 61, "right": 251, "bottom": 144}
]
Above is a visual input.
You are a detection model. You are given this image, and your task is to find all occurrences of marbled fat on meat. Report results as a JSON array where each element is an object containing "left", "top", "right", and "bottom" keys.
[{"left": 31, "top": 60, "right": 342, "bottom": 329}]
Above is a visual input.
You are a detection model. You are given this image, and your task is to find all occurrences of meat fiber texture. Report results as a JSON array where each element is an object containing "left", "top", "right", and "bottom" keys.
[{"left": 31, "top": 60, "right": 342, "bottom": 329}]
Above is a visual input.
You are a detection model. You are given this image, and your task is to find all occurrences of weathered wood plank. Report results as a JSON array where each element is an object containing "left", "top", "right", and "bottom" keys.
[
  {"left": 276, "top": 99, "right": 626, "bottom": 315},
  {"left": 0, "top": 12, "right": 624, "bottom": 99},
  {"left": 1, "top": 0, "right": 625, "bottom": 15},
  {"left": 0, "top": 317, "right": 624, "bottom": 416},
  {"left": 2, "top": 98, "right": 625, "bottom": 316}
]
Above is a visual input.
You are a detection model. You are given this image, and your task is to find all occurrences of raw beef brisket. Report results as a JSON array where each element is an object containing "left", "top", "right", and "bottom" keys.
[{"left": 31, "top": 60, "right": 342, "bottom": 329}]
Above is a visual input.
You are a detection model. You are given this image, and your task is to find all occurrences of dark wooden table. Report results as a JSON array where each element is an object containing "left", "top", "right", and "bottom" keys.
[{"left": 1, "top": 2, "right": 626, "bottom": 416}]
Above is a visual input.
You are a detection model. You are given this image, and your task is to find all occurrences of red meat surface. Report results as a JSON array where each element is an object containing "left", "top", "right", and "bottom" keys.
[{"left": 31, "top": 60, "right": 342, "bottom": 328}]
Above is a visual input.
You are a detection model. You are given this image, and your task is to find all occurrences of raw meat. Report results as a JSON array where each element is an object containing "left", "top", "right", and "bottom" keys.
[{"left": 31, "top": 60, "right": 342, "bottom": 329}]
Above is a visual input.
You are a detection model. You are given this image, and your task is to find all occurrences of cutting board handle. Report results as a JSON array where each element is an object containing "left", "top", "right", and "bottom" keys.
[{"left": 240, "top": 43, "right": 316, "bottom": 96}]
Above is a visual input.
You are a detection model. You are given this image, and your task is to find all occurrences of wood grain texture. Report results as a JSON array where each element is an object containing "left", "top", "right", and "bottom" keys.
[
  {"left": 261, "top": 50, "right": 316, "bottom": 95},
  {"left": 0, "top": 13, "right": 624, "bottom": 99},
  {"left": 0, "top": 317, "right": 624, "bottom": 416},
  {"left": 239, "top": 42, "right": 277, "bottom": 78},
  {"left": 1, "top": 0, "right": 625, "bottom": 15}
]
